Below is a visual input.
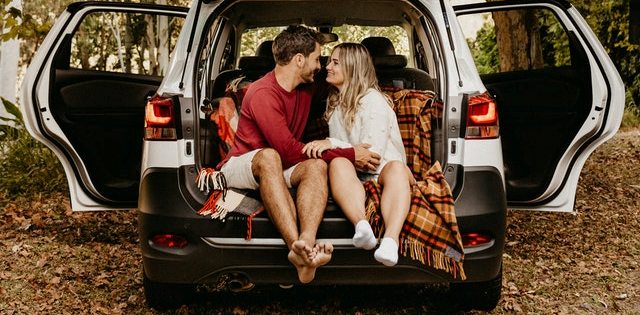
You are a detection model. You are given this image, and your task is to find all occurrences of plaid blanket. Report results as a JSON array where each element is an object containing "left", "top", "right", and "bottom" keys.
[
  {"left": 375, "top": 88, "right": 465, "bottom": 279},
  {"left": 364, "top": 162, "right": 465, "bottom": 280},
  {"left": 383, "top": 87, "right": 436, "bottom": 181}
]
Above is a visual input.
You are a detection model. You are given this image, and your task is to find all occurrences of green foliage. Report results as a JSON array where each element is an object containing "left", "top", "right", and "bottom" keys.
[
  {"left": 621, "top": 90, "right": 640, "bottom": 128},
  {"left": 0, "top": 97, "right": 67, "bottom": 197},
  {"left": 0, "top": 0, "right": 22, "bottom": 41},
  {"left": 572, "top": 0, "right": 640, "bottom": 108},
  {"left": 467, "top": 20, "right": 499, "bottom": 75}
]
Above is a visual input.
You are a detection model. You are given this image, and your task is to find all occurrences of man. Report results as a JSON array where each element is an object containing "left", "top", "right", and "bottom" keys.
[{"left": 217, "top": 25, "right": 380, "bottom": 283}]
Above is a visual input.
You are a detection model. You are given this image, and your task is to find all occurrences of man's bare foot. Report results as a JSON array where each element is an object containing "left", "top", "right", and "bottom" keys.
[
  {"left": 287, "top": 248, "right": 316, "bottom": 284},
  {"left": 311, "top": 242, "right": 333, "bottom": 268},
  {"left": 291, "top": 240, "right": 314, "bottom": 264}
]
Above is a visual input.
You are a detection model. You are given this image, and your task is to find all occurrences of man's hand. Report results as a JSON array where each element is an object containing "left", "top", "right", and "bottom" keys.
[{"left": 354, "top": 143, "right": 381, "bottom": 172}]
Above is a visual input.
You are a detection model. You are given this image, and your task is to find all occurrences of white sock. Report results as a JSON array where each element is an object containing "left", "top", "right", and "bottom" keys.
[
  {"left": 352, "top": 220, "right": 377, "bottom": 250},
  {"left": 374, "top": 237, "right": 399, "bottom": 266}
]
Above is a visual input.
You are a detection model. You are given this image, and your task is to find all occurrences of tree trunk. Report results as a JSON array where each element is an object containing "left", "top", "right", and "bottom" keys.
[
  {"left": 156, "top": 0, "right": 169, "bottom": 75},
  {"left": 145, "top": 14, "right": 157, "bottom": 75},
  {"left": 491, "top": 8, "right": 543, "bottom": 72}
]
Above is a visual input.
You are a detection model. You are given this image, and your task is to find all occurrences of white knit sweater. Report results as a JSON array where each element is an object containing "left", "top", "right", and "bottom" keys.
[{"left": 327, "top": 88, "right": 406, "bottom": 174}]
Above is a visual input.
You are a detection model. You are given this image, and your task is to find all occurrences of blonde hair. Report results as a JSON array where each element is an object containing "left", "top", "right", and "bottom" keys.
[{"left": 324, "top": 43, "right": 389, "bottom": 131}]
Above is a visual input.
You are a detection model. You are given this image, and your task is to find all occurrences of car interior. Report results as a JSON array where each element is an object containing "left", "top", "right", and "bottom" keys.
[{"left": 197, "top": 0, "right": 443, "bottom": 171}]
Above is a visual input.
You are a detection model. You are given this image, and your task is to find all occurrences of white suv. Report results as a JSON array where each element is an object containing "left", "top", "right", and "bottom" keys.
[{"left": 21, "top": 0, "right": 624, "bottom": 311}]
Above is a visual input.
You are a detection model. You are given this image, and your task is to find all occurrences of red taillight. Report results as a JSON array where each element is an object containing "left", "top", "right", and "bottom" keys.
[
  {"left": 150, "top": 234, "right": 188, "bottom": 249},
  {"left": 466, "top": 92, "right": 499, "bottom": 139},
  {"left": 145, "top": 96, "right": 177, "bottom": 140},
  {"left": 462, "top": 233, "right": 492, "bottom": 248}
]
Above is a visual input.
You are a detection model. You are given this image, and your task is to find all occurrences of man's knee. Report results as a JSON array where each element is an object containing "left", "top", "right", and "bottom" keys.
[
  {"left": 252, "top": 148, "right": 282, "bottom": 175},
  {"left": 301, "top": 159, "right": 328, "bottom": 176}
]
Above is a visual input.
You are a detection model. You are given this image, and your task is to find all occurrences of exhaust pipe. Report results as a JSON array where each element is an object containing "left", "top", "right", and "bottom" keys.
[{"left": 226, "top": 273, "right": 255, "bottom": 292}]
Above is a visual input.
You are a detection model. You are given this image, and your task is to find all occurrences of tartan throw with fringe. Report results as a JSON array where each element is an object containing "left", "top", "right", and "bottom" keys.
[
  {"left": 368, "top": 88, "right": 465, "bottom": 280},
  {"left": 364, "top": 162, "right": 465, "bottom": 280}
]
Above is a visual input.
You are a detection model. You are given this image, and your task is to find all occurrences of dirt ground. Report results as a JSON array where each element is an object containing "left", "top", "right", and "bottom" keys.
[{"left": 1, "top": 128, "right": 639, "bottom": 314}]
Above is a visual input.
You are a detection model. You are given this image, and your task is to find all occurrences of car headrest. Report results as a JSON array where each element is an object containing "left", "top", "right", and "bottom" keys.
[
  {"left": 372, "top": 55, "right": 408, "bottom": 69},
  {"left": 361, "top": 37, "right": 396, "bottom": 56},
  {"left": 256, "top": 40, "right": 274, "bottom": 59},
  {"left": 238, "top": 56, "right": 274, "bottom": 71}
]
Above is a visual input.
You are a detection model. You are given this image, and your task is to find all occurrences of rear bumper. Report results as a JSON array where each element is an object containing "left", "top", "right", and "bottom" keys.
[{"left": 139, "top": 166, "right": 506, "bottom": 285}]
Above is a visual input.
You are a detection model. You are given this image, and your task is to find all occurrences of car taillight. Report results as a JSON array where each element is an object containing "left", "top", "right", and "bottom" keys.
[
  {"left": 145, "top": 96, "right": 177, "bottom": 140},
  {"left": 150, "top": 234, "right": 188, "bottom": 249},
  {"left": 462, "top": 232, "right": 492, "bottom": 248},
  {"left": 465, "top": 92, "right": 499, "bottom": 139}
]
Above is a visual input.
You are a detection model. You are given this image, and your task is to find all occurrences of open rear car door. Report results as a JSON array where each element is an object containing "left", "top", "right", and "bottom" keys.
[
  {"left": 454, "top": 0, "right": 624, "bottom": 212},
  {"left": 21, "top": 2, "right": 188, "bottom": 210}
]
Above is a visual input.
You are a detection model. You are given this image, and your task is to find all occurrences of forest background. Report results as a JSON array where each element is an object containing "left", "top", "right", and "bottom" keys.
[{"left": 0, "top": 1, "right": 639, "bottom": 313}]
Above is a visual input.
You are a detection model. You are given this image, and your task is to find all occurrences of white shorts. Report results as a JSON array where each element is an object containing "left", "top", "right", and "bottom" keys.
[{"left": 220, "top": 149, "right": 298, "bottom": 190}]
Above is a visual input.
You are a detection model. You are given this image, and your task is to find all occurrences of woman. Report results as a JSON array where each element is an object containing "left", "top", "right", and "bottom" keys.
[{"left": 302, "top": 43, "right": 414, "bottom": 266}]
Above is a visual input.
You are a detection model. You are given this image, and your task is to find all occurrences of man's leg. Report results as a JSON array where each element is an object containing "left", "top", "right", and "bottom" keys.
[
  {"left": 288, "top": 159, "right": 333, "bottom": 283},
  {"left": 251, "top": 149, "right": 309, "bottom": 259}
]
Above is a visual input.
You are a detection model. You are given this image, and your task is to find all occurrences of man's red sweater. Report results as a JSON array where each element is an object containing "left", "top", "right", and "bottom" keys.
[{"left": 217, "top": 71, "right": 354, "bottom": 170}]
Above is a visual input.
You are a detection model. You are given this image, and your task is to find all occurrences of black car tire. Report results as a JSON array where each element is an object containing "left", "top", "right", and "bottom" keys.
[
  {"left": 447, "top": 266, "right": 503, "bottom": 312},
  {"left": 143, "top": 270, "right": 197, "bottom": 310}
]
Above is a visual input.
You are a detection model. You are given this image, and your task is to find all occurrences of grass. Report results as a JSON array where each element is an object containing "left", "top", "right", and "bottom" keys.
[
  {"left": 0, "top": 97, "right": 67, "bottom": 197},
  {"left": 621, "top": 104, "right": 640, "bottom": 129}
]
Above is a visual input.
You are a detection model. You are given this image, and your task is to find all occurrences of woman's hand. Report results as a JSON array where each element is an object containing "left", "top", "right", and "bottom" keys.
[{"left": 302, "top": 139, "right": 332, "bottom": 158}]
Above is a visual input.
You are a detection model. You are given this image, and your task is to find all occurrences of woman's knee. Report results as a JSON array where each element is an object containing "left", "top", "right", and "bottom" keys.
[
  {"left": 380, "top": 161, "right": 411, "bottom": 183},
  {"left": 383, "top": 161, "right": 407, "bottom": 174},
  {"left": 329, "top": 157, "right": 353, "bottom": 171}
]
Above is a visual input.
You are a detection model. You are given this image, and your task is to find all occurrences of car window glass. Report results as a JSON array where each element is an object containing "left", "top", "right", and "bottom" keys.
[
  {"left": 70, "top": 11, "right": 184, "bottom": 76},
  {"left": 457, "top": 7, "right": 572, "bottom": 75},
  {"left": 239, "top": 25, "right": 410, "bottom": 57}
]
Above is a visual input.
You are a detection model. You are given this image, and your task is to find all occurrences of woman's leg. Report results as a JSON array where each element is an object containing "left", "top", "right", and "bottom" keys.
[
  {"left": 329, "top": 157, "right": 376, "bottom": 250},
  {"left": 374, "top": 160, "right": 412, "bottom": 266}
]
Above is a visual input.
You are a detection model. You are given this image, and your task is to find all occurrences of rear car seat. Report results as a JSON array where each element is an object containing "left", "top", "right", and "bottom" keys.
[{"left": 361, "top": 36, "right": 435, "bottom": 91}]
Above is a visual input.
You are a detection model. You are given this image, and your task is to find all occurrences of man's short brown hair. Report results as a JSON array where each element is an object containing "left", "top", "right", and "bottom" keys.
[{"left": 272, "top": 25, "right": 322, "bottom": 66}]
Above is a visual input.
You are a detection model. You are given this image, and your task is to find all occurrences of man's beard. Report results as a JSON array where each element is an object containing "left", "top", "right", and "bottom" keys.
[{"left": 301, "top": 66, "right": 317, "bottom": 83}]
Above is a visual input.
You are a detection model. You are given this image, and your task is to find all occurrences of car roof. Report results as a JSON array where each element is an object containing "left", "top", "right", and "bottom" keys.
[{"left": 219, "top": 0, "right": 423, "bottom": 29}]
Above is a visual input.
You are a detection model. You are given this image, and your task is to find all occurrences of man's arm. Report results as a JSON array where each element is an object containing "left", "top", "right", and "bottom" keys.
[{"left": 250, "top": 88, "right": 355, "bottom": 167}]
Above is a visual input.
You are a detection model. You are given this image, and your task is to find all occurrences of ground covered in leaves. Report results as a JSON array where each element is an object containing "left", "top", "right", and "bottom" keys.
[{"left": 1, "top": 129, "right": 639, "bottom": 314}]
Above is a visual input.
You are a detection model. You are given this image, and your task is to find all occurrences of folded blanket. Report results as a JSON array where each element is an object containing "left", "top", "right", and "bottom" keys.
[
  {"left": 196, "top": 168, "right": 264, "bottom": 240},
  {"left": 364, "top": 162, "right": 465, "bottom": 280}
]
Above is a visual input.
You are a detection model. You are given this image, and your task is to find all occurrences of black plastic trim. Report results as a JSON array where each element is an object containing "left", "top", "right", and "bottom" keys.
[
  {"left": 67, "top": 1, "right": 188, "bottom": 14},
  {"left": 453, "top": 0, "right": 571, "bottom": 12}
]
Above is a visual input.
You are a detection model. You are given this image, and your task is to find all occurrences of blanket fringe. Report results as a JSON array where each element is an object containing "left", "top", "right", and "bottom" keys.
[
  {"left": 197, "top": 190, "right": 227, "bottom": 217},
  {"left": 401, "top": 238, "right": 466, "bottom": 280},
  {"left": 245, "top": 207, "right": 265, "bottom": 240},
  {"left": 196, "top": 168, "right": 231, "bottom": 218},
  {"left": 196, "top": 168, "right": 227, "bottom": 195}
]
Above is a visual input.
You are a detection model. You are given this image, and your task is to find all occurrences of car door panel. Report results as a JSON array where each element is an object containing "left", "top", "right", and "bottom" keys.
[
  {"left": 455, "top": 1, "right": 624, "bottom": 212},
  {"left": 21, "top": 2, "right": 187, "bottom": 210}
]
